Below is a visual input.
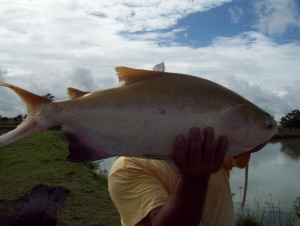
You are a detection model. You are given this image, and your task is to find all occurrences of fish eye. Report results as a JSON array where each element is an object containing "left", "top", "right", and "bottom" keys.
[{"left": 267, "top": 121, "right": 274, "bottom": 129}]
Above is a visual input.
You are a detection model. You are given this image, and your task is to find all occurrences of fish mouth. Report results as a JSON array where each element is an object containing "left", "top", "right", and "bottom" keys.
[
  {"left": 253, "top": 117, "right": 278, "bottom": 143},
  {"left": 234, "top": 116, "right": 278, "bottom": 150},
  {"left": 266, "top": 118, "right": 277, "bottom": 131}
]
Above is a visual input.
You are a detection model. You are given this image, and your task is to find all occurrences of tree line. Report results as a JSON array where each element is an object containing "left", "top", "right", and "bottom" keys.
[
  {"left": 280, "top": 109, "right": 300, "bottom": 130},
  {"left": 0, "top": 114, "right": 26, "bottom": 122}
]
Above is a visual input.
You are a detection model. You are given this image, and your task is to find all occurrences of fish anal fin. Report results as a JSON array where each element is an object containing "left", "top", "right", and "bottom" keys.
[
  {"left": 67, "top": 87, "right": 90, "bottom": 99},
  {"left": 63, "top": 125, "right": 114, "bottom": 162},
  {"left": 115, "top": 66, "right": 162, "bottom": 86}
]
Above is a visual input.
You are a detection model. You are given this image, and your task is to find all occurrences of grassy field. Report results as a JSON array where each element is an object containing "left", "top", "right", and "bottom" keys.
[
  {"left": 0, "top": 121, "right": 20, "bottom": 134},
  {"left": 1, "top": 121, "right": 299, "bottom": 226},
  {"left": 0, "top": 122, "right": 120, "bottom": 226}
]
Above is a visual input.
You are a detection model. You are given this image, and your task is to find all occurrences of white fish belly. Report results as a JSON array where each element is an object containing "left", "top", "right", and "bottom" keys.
[{"left": 69, "top": 107, "right": 226, "bottom": 159}]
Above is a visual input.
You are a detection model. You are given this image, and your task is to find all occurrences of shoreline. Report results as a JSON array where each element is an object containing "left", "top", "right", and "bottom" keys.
[{"left": 272, "top": 133, "right": 300, "bottom": 139}]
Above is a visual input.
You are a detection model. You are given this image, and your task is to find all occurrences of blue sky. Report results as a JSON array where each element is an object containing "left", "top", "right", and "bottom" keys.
[
  {"left": 0, "top": 0, "right": 300, "bottom": 120},
  {"left": 161, "top": 1, "right": 255, "bottom": 47},
  {"left": 128, "top": 0, "right": 300, "bottom": 47}
]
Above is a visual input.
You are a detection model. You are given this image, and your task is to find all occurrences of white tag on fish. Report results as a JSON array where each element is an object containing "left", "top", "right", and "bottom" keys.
[{"left": 153, "top": 61, "right": 165, "bottom": 72}]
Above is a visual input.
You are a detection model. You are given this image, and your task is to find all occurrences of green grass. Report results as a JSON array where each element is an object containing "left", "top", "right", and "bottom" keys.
[
  {"left": 0, "top": 121, "right": 20, "bottom": 134},
  {"left": 233, "top": 191, "right": 298, "bottom": 226},
  {"left": 0, "top": 123, "right": 120, "bottom": 226}
]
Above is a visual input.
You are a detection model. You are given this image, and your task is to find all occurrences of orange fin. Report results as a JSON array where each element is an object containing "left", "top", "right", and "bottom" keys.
[
  {"left": 0, "top": 82, "right": 51, "bottom": 116},
  {"left": 67, "top": 87, "right": 90, "bottom": 99},
  {"left": 0, "top": 82, "right": 50, "bottom": 147},
  {"left": 115, "top": 66, "right": 162, "bottom": 86}
]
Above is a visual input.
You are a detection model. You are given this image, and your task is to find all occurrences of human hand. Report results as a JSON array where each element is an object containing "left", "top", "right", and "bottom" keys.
[{"left": 172, "top": 127, "right": 228, "bottom": 180}]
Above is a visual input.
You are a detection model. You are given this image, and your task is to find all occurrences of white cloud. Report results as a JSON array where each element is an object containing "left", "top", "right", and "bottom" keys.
[
  {"left": 228, "top": 6, "right": 244, "bottom": 23},
  {"left": 87, "top": 0, "right": 232, "bottom": 32},
  {"left": 219, "top": 75, "right": 300, "bottom": 121},
  {"left": 70, "top": 67, "right": 95, "bottom": 90},
  {"left": 253, "top": 0, "right": 300, "bottom": 36},
  {"left": 0, "top": 69, "right": 8, "bottom": 82},
  {"left": 0, "top": 0, "right": 299, "bottom": 121}
]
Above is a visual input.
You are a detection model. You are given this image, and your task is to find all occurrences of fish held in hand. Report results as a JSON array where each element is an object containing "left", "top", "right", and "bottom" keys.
[{"left": 0, "top": 67, "right": 277, "bottom": 162}]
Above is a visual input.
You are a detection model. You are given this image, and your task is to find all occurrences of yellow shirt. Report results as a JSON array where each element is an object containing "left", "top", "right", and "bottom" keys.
[{"left": 108, "top": 155, "right": 249, "bottom": 226}]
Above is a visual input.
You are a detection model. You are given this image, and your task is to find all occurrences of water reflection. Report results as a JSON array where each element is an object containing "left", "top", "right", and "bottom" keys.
[
  {"left": 97, "top": 157, "right": 118, "bottom": 175},
  {"left": 270, "top": 139, "right": 300, "bottom": 160},
  {"left": 230, "top": 139, "right": 300, "bottom": 215}
]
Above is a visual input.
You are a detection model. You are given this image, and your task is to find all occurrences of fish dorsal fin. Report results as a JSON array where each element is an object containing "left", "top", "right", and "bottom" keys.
[
  {"left": 115, "top": 66, "right": 162, "bottom": 86},
  {"left": 67, "top": 87, "right": 90, "bottom": 99}
]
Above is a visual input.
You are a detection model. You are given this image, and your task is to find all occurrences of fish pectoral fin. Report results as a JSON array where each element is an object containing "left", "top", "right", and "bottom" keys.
[
  {"left": 63, "top": 125, "right": 114, "bottom": 162},
  {"left": 226, "top": 104, "right": 252, "bottom": 145},
  {"left": 115, "top": 66, "right": 162, "bottom": 86},
  {"left": 67, "top": 87, "right": 90, "bottom": 99}
]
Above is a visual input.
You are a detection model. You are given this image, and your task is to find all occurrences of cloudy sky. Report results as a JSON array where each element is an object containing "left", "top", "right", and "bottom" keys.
[{"left": 0, "top": 0, "right": 299, "bottom": 121}]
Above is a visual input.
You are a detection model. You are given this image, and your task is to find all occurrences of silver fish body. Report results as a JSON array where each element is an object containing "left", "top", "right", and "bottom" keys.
[{"left": 0, "top": 67, "right": 278, "bottom": 162}]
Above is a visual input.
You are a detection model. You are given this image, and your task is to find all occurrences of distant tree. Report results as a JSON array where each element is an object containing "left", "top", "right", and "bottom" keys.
[
  {"left": 13, "top": 114, "right": 23, "bottom": 122},
  {"left": 2, "top": 117, "right": 8, "bottom": 121},
  {"left": 280, "top": 109, "right": 300, "bottom": 129},
  {"left": 17, "top": 114, "right": 23, "bottom": 119},
  {"left": 43, "top": 93, "right": 55, "bottom": 100}
]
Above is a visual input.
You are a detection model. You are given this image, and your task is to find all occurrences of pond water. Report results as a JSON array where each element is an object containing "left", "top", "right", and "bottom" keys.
[
  {"left": 230, "top": 139, "right": 300, "bottom": 224},
  {"left": 99, "top": 139, "right": 300, "bottom": 223}
]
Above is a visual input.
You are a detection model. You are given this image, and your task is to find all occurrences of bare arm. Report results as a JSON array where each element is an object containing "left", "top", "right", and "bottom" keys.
[{"left": 140, "top": 127, "right": 228, "bottom": 226}]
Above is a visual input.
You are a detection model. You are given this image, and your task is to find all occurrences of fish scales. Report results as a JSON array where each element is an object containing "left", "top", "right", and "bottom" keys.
[{"left": 0, "top": 67, "right": 278, "bottom": 162}]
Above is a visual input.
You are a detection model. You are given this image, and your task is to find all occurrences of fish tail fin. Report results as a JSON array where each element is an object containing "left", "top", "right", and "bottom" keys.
[{"left": 0, "top": 82, "right": 51, "bottom": 147}]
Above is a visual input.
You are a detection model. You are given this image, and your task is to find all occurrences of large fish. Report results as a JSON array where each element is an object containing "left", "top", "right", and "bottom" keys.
[{"left": 0, "top": 66, "right": 277, "bottom": 162}]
